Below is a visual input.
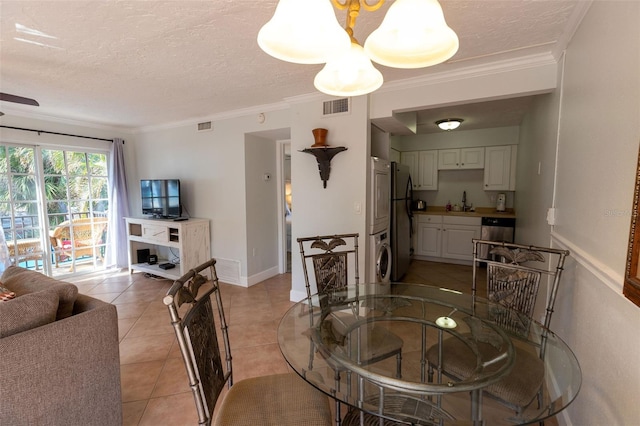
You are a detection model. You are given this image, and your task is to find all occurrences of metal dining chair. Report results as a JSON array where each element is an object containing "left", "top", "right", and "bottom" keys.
[
  {"left": 164, "top": 258, "right": 332, "bottom": 426},
  {"left": 298, "top": 234, "right": 404, "bottom": 425},
  {"left": 426, "top": 239, "right": 570, "bottom": 421}
]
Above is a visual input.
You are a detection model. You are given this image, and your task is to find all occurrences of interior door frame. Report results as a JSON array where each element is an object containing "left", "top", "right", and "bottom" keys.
[{"left": 276, "top": 140, "right": 291, "bottom": 274}]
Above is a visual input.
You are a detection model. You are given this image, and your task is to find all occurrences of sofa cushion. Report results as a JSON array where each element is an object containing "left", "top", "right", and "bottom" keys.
[
  {"left": 0, "top": 289, "right": 59, "bottom": 338},
  {"left": 1, "top": 266, "right": 78, "bottom": 320}
]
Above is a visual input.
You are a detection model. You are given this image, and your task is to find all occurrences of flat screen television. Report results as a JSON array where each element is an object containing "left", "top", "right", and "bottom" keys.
[{"left": 141, "top": 179, "right": 182, "bottom": 218}]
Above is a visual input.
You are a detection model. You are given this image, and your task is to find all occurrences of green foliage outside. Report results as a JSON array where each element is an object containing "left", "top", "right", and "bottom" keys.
[{"left": 0, "top": 145, "right": 109, "bottom": 230}]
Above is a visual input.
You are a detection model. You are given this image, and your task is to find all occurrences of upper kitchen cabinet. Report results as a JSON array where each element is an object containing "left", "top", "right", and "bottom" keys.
[
  {"left": 400, "top": 151, "right": 418, "bottom": 189},
  {"left": 484, "top": 145, "right": 517, "bottom": 191},
  {"left": 438, "top": 147, "right": 485, "bottom": 170},
  {"left": 401, "top": 150, "right": 438, "bottom": 190}
]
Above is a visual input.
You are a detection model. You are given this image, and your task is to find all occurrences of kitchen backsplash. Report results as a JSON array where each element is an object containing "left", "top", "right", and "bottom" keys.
[{"left": 413, "top": 169, "right": 514, "bottom": 209}]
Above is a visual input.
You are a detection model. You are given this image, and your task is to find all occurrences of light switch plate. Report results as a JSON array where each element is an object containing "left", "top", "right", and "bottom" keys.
[{"left": 546, "top": 207, "right": 556, "bottom": 225}]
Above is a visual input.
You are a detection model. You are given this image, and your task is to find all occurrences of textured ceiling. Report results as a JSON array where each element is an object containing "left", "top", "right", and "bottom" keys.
[{"left": 0, "top": 1, "right": 587, "bottom": 130}]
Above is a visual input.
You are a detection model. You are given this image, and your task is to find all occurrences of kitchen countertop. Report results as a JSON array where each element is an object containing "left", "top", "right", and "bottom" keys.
[{"left": 412, "top": 206, "right": 516, "bottom": 219}]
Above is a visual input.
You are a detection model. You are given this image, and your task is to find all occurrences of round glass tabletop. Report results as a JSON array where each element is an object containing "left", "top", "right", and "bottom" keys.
[{"left": 277, "top": 283, "right": 581, "bottom": 425}]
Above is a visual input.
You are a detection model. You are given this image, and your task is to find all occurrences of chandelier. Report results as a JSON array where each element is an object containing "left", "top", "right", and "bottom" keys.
[{"left": 257, "top": 0, "right": 459, "bottom": 97}]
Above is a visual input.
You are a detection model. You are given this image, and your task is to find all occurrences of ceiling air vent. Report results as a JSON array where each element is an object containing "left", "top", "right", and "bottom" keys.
[
  {"left": 197, "top": 121, "right": 212, "bottom": 132},
  {"left": 323, "top": 98, "right": 350, "bottom": 116}
]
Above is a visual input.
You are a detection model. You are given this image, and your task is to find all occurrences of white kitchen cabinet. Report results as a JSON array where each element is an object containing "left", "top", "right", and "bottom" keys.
[
  {"left": 414, "top": 214, "right": 481, "bottom": 263},
  {"left": 400, "top": 151, "right": 419, "bottom": 189},
  {"left": 417, "top": 150, "right": 438, "bottom": 190},
  {"left": 484, "top": 145, "right": 517, "bottom": 191},
  {"left": 441, "top": 216, "right": 481, "bottom": 261},
  {"left": 438, "top": 148, "right": 485, "bottom": 170},
  {"left": 125, "top": 217, "right": 211, "bottom": 280},
  {"left": 441, "top": 225, "right": 481, "bottom": 261},
  {"left": 415, "top": 215, "right": 442, "bottom": 257},
  {"left": 401, "top": 150, "right": 438, "bottom": 190}
]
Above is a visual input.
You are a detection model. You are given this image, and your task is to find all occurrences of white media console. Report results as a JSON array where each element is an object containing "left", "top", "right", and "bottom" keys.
[{"left": 125, "top": 217, "right": 211, "bottom": 280}]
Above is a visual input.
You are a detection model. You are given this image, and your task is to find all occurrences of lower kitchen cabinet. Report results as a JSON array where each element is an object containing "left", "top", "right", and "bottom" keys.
[
  {"left": 414, "top": 215, "right": 481, "bottom": 263},
  {"left": 415, "top": 215, "right": 442, "bottom": 257},
  {"left": 441, "top": 224, "right": 481, "bottom": 260}
]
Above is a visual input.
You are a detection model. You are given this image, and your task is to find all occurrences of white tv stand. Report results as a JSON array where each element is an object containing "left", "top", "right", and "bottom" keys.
[{"left": 125, "top": 217, "right": 211, "bottom": 280}]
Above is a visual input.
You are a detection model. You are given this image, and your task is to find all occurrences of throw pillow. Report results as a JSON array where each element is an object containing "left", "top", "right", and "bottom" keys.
[
  {"left": 1, "top": 266, "right": 78, "bottom": 320},
  {"left": 0, "top": 289, "right": 59, "bottom": 338}
]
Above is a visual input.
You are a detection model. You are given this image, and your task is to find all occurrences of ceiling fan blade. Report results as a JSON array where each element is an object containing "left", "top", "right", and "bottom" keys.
[{"left": 0, "top": 93, "right": 40, "bottom": 106}]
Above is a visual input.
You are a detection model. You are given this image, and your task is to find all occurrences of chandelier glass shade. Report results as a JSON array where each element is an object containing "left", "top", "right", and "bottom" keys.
[
  {"left": 364, "top": 0, "right": 459, "bottom": 68},
  {"left": 258, "top": 0, "right": 459, "bottom": 96},
  {"left": 314, "top": 42, "right": 384, "bottom": 97},
  {"left": 257, "top": 0, "right": 351, "bottom": 64}
]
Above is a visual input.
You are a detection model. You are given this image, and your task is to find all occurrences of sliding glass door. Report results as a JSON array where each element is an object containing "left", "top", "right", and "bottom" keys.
[
  {"left": 0, "top": 145, "right": 45, "bottom": 271},
  {"left": 0, "top": 143, "right": 110, "bottom": 276}
]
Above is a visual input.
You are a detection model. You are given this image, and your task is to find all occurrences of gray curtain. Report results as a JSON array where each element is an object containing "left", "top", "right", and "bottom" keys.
[{"left": 105, "top": 138, "right": 130, "bottom": 269}]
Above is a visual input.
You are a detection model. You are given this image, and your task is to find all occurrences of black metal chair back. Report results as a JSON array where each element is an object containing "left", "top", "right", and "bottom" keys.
[
  {"left": 298, "top": 233, "right": 359, "bottom": 302},
  {"left": 164, "top": 259, "right": 229, "bottom": 425}
]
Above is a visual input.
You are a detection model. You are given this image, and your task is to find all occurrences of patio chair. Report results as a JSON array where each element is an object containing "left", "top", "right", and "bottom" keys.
[
  {"left": 426, "top": 239, "right": 570, "bottom": 420},
  {"left": 163, "top": 258, "right": 332, "bottom": 426},
  {"left": 50, "top": 217, "right": 107, "bottom": 272},
  {"left": 298, "top": 234, "right": 404, "bottom": 425},
  {"left": 6, "top": 238, "right": 44, "bottom": 270}
]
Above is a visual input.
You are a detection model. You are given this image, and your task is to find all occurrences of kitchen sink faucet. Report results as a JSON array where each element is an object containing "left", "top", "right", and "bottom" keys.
[{"left": 462, "top": 191, "right": 470, "bottom": 212}]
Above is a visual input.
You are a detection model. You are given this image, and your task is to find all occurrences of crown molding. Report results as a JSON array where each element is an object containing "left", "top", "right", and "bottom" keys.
[
  {"left": 377, "top": 51, "right": 558, "bottom": 95},
  {"left": 134, "top": 101, "right": 291, "bottom": 133},
  {"left": 0, "top": 107, "right": 135, "bottom": 134}
]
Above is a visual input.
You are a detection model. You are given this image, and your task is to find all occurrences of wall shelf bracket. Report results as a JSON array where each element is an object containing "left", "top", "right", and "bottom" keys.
[{"left": 300, "top": 146, "right": 348, "bottom": 188}]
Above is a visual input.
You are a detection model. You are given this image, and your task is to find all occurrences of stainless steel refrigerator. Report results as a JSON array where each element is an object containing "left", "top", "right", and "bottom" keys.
[{"left": 390, "top": 162, "right": 413, "bottom": 281}]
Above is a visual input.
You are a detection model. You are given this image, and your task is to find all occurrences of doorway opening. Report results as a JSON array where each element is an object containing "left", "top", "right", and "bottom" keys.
[{"left": 278, "top": 141, "right": 292, "bottom": 273}]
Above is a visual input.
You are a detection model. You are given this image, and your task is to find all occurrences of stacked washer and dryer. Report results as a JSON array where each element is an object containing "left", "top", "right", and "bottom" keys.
[{"left": 369, "top": 157, "right": 392, "bottom": 283}]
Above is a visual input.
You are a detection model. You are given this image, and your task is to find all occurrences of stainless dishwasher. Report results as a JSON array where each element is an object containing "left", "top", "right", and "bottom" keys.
[{"left": 480, "top": 217, "right": 516, "bottom": 259}]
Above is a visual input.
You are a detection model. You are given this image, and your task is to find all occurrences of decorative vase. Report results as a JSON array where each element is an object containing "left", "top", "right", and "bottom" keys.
[{"left": 311, "top": 128, "right": 328, "bottom": 147}]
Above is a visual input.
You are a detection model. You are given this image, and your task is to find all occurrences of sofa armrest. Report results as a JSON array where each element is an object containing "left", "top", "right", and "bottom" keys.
[{"left": 0, "top": 296, "right": 122, "bottom": 425}]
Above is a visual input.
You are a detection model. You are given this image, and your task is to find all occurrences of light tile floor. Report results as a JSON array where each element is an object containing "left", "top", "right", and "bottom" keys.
[{"left": 65, "top": 260, "right": 556, "bottom": 425}]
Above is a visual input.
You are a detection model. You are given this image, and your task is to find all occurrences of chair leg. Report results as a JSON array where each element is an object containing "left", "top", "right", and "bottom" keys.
[
  {"left": 334, "top": 369, "right": 342, "bottom": 426},
  {"left": 396, "top": 351, "right": 402, "bottom": 378}
]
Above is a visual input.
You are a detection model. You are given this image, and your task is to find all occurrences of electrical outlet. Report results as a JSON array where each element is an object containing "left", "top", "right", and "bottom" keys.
[{"left": 354, "top": 202, "right": 361, "bottom": 214}]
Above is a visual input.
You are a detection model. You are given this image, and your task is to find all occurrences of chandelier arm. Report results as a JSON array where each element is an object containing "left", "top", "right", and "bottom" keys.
[
  {"left": 331, "top": 0, "right": 385, "bottom": 13},
  {"left": 345, "top": 0, "right": 360, "bottom": 43},
  {"left": 360, "top": 0, "right": 385, "bottom": 12},
  {"left": 331, "top": 0, "right": 350, "bottom": 11}
]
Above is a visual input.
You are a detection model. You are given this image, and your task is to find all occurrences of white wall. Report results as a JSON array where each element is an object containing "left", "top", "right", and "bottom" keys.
[
  {"left": 131, "top": 109, "right": 291, "bottom": 285},
  {"left": 394, "top": 126, "right": 519, "bottom": 152},
  {"left": 371, "top": 124, "right": 390, "bottom": 160},
  {"left": 244, "top": 134, "right": 279, "bottom": 281},
  {"left": 514, "top": 92, "right": 559, "bottom": 247},
  {"left": 517, "top": 2, "right": 640, "bottom": 424},
  {"left": 289, "top": 96, "right": 371, "bottom": 300}
]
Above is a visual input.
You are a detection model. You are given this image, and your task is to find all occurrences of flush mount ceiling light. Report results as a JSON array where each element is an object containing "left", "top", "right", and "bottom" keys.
[
  {"left": 258, "top": 0, "right": 459, "bottom": 97},
  {"left": 436, "top": 118, "right": 463, "bottom": 131}
]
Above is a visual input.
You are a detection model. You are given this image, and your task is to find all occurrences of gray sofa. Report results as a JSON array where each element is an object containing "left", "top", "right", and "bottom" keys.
[{"left": 0, "top": 266, "right": 122, "bottom": 425}]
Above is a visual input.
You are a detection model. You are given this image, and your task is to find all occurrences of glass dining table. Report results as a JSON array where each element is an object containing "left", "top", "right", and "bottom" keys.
[{"left": 277, "top": 283, "right": 581, "bottom": 425}]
